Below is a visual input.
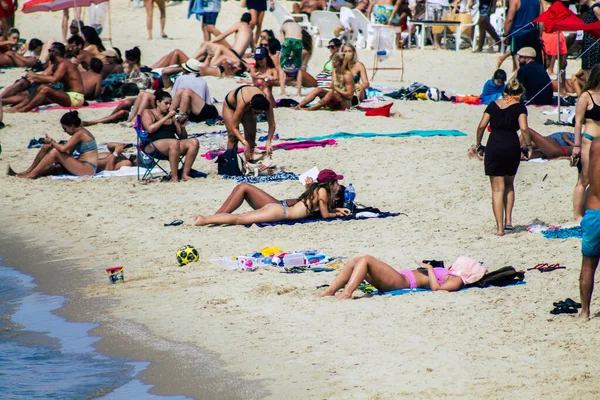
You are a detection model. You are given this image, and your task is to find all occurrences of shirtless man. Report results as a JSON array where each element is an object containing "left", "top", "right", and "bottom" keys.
[
  {"left": 82, "top": 58, "right": 103, "bottom": 100},
  {"left": 193, "top": 13, "right": 253, "bottom": 63},
  {"left": 66, "top": 35, "right": 93, "bottom": 70},
  {"left": 100, "top": 48, "right": 124, "bottom": 78},
  {"left": 223, "top": 85, "right": 275, "bottom": 161},
  {"left": 7, "top": 42, "right": 85, "bottom": 113},
  {"left": 578, "top": 138, "right": 600, "bottom": 321},
  {"left": 292, "top": 0, "right": 326, "bottom": 15}
]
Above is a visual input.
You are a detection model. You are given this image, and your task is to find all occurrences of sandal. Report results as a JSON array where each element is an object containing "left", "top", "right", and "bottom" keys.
[
  {"left": 528, "top": 263, "right": 548, "bottom": 271},
  {"left": 164, "top": 219, "right": 184, "bottom": 227},
  {"left": 553, "top": 298, "right": 581, "bottom": 308},
  {"left": 550, "top": 304, "right": 578, "bottom": 314},
  {"left": 538, "top": 264, "right": 566, "bottom": 272}
]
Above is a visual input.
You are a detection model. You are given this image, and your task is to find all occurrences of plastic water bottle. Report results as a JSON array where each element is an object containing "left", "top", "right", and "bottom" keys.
[
  {"left": 269, "top": 1, "right": 274, "bottom": 12},
  {"left": 345, "top": 184, "right": 356, "bottom": 214}
]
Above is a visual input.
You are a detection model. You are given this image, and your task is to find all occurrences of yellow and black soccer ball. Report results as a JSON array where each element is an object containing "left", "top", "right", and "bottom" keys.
[{"left": 176, "top": 245, "right": 199, "bottom": 265}]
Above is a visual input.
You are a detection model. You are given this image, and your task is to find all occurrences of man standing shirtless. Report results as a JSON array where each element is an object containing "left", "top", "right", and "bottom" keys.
[
  {"left": 8, "top": 42, "right": 84, "bottom": 113},
  {"left": 578, "top": 138, "right": 600, "bottom": 321},
  {"left": 194, "top": 13, "right": 254, "bottom": 63},
  {"left": 222, "top": 85, "right": 275, "bottom": 161}
]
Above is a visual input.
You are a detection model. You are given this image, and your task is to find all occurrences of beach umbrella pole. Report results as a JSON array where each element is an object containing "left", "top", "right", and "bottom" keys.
[{"left": 557, "top": 30, "right": 561, "bottom": 122}]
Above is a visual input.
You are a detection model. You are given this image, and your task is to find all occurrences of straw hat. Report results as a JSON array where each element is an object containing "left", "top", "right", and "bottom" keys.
[
  {"left": 517, "top": 47, "right": 536, "bottom": 58},
  {"left": 182, "top": 58, "right": 201, "bottom": 73}
]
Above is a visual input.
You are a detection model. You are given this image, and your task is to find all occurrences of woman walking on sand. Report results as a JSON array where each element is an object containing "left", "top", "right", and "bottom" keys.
[
  {"left": 144, "top": 0, "right": 167, "bottom": 39},
  {"left": 474, "top": 78, "right": 532, "bottom": 236}
]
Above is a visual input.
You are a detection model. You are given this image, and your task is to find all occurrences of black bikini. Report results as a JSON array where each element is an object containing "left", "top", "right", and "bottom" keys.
[
  {"left": 150, "top": 113, "right": 177, "bottom": 142},
  {"left": 225, "top": 85, "right": 251, "bottom": 110},
  {"left": 585, "top": 91, "right": 600, "bottom": 121}
]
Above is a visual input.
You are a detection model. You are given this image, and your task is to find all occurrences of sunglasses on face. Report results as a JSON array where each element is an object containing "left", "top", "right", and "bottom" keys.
[{"left": 327, "top": 45, "right": 338, "bottom": 49}]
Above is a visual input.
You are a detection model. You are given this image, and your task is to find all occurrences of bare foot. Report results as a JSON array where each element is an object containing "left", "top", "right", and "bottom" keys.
[
  {"left": 7, "top": 166, "right": 16, "bottom": 176},
  {"left": 194, "top": 215, "right": 206, "bottom": 226},
  {"left": 577, "top": 310, "right": 590, "bottom": 321},
  {"left": 5, "top": 107, "right": 19, "bottom": 113},
  {"left": 292, "top": 106, "right": 301, "bottom": 110},
  {"left": 181, "top": 175, "right": 193, "bottom": 181},
  {"left": 335, "top": 291, "right": 353, "bottom": 300},
  {"left": 318, "top": 289, "right": 335, "bottom": 297},
  {"left": 495, "top": 229, "right": 505, "bottom": 236}
]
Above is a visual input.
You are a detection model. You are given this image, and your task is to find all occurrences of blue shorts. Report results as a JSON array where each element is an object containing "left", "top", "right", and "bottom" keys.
[
  {"left": 582, "top": 209, "right": 600, "bottom": 257},
  {"left": 203, "top": 12, "right": 218, "bottom": 25}
]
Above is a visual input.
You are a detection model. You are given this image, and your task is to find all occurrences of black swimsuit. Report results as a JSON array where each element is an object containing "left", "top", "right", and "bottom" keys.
[
  {"left": 150, "top": 113, "right": 177, "bottom": 142},
  {"left": 225, "top": 85, "right": 251, "bottom": 110},
  {"left": 585, "top": 91, "right": 600, "bottom": 121}
]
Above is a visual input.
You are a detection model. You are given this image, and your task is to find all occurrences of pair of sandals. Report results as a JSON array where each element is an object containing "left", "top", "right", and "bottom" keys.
[
  {"left": 527, "top": 263, "right": 566, "bottom": 273},
  {"left": 550, "top": 298, "right": 581, "bottom": 314}
]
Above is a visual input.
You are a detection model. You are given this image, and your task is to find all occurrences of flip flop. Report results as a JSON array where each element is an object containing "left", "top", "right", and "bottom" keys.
[
  {"left": 538, "top": 264, "right": 566, "bottom": 272},
  {"left": 553, "top": 298, "right": 581, "bottom": 308},
  {"left": 164, "top": 219, "right": 184, "bottom": 227},
  {"left": 504, "top": 225, "right": 515, "bottom": 231},
  {"left": 528, "top": 263, "right": 548, "bottom": 271},
  {"left": 550, "top": 305, "right": 578, "bottom": 314}
]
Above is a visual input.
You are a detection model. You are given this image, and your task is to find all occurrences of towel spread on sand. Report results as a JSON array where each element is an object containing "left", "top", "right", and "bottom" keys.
[
  {"left": 245, "top": 211, "right": 405, "bottom": 228},
  {"left": 31, "top": 100, "right": 125, "bottom": 113},
  {"left": 50, "top": 166, "right": 207, "bottom": 180},
  {"left": 542, "top": 226, "right": 582, "bottom": 239},
  {"left": 223, "top": 171, "right": 299, "bottom": 184},
  {"left": 289, "top": 130, "right": 467, "bottom": 141},
  {"left": 374, "top": 280, "right": 526, "bottom": 296},
  {"left": 202, "top": 140, "right": 337, "bottom": 160}
]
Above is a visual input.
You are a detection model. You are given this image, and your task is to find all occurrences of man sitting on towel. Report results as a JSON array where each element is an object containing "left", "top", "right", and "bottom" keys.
[
  {"left": 7, "top": 42, "right": 85, "bottom": 113},
  {"left": 515, "top": 47, "right": 553, "bottom": 106}
]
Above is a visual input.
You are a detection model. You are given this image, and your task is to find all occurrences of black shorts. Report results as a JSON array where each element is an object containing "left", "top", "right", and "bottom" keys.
[
  {"left": 188, "top": 103, "right": 219, "bottom": 123},
  {"left": 247, "top": 0, "right": 267, "bottom": 11}
]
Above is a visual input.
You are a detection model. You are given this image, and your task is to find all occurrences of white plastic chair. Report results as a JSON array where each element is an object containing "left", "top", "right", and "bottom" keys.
[
  {"left": 351, "top": 9, "right": 403, "bottom": 50},
  {"left": 339, "top": 7, "right": 356, "bottom": 44},
  {"left": 311, "top": 11, "right": 341, "bottom": 46},
  {"left": 271, "top": 0, "right": 316, "bottom": 34}
]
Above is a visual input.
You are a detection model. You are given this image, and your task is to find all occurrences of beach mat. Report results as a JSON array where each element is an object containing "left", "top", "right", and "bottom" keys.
[
  {"left": 31, "top": 100, "right": 125, "bottom": 113},
  {"left": 542, "top": 226, "right": 582, "bottom": 239},
  {"left": 49, "top": 166, "right": 207, "bottom": 180},
  {"left": 202, "top": 140, "right": 337, "bottom": 160},
  {"left": 245, "top": 211, "right": 405, "bottom": 228},
  {"left": 375, "top": 280, "right": 526, "bottom": 296},
  {"left": 223, "top": 171, "right": 299, "bottom": 184},
  {"left": 289, "top": 130, "right": 467, "bottom": 141}
]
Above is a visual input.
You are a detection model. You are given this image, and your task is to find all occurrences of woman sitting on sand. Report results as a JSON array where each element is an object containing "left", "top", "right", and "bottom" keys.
[
  {"left": 194, "top": 169, "right": 350, "bottom": 226},
  {"left": 8, "top": 111, "right": 98, "bottom": 179},
  {"left": 341, "top": 43, "right": 369, "bottom": 102},
  {"left": 81, "top": 26, "right": 105, "bottom": 57},
  {"left": 294, "top": 53, "right": 356, "bottom": 111},
  {"left": 319, "top": 256, "right": 464, "bottom": 299},
  {"left": 141, "top": 89, "right": 199, "bottom": 182}
]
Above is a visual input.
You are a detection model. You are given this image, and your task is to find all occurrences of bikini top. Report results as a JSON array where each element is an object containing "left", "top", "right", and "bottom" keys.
[
  {"left": 75, "top": 131, "right": 98, "bottom": 154},
  {"left": 585, "top": 91, "right": 600, "bottom": 121},
  {"left": 353, "top": 74, "right": 360, "bottom": 83}
]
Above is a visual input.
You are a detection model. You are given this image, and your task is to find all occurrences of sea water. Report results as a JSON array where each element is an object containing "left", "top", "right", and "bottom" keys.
[{"left": 0, "top": 261, "right": 189, "bottom": 400}]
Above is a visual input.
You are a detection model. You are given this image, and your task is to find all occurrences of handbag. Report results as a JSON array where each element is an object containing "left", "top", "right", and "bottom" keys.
[{"left": 217, "top": 148, "right": 243, "bottom": 176}]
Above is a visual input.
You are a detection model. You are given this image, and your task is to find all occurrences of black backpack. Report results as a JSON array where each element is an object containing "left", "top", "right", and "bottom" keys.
[
  {"left": 217, "top": 148, "right": 243, "bottom": 176},
  {"left": 467, "top": 266, "right": 525, "bottom": 288}
]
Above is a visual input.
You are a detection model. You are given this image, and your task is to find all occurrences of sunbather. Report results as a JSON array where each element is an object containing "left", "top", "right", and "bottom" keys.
[
  {"left": 237, "top": 46, "right": 278, "bottom": 108},
  {"left": 97, "top": 142, "right": 138, "bottom": 172},
  {"left": 194, "top": 169, "right": 350, "bottom": 225},
  {"left": 319, "top": 257, "right": 464, "bottom": 299},
  {"left": 140, "top": 89, "right": 199, "bottom": 182},
  {"left": 7, "top": 111, "right": 98, "bottom": 179},
  {"left": 341, "top": 43, "right": 369, "bottom": 102}
]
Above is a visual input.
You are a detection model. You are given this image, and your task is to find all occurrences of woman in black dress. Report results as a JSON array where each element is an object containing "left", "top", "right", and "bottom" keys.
[{"left": 475, "top": 78, "right": 533, "bottom": 236}]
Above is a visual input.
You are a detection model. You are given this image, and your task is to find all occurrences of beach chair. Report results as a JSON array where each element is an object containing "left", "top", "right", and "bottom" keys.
[
  {"left": 351, "top": 9, "right": 403, "bottom": 50},
  {"left": 271, "top": 0, "right": 316, "bottom": 34},
  {"left": 134, "top": 115, "right": 183, "bottom": 181},
  {"left": 338, "top": 7, "right": 356, "bottom": 44},
  {"left": 311, "top": 11, "right": 342, "bottom": 47}
]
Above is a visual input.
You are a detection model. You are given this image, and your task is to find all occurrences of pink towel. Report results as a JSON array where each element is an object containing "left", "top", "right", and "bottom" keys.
[
  {"left": 202, "top": 139, "right": 337, "bottom": 160},
  {"left": 31, "top": 100, "right": 125, "bottom": 113}
]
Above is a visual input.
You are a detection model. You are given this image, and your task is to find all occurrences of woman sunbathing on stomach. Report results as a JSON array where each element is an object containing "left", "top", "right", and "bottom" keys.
[
  {"left": 194, "top": 169, "right": 350, "bottom": 225},
  {"left": 320, "top": 256, "right": 465, "bottom": 299}
]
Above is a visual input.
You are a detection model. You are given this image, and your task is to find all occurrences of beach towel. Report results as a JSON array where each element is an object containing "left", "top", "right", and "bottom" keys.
[
  {"left": 187, "top": 0, "right": 204, "bottom": 21},
  {"left": 245, "top": 211, "right": 405, "bottom": 228},
  {"left": 202, "top": 140, "right": 337, "bottom": 160},
  {"left": 480, "top": 79, "right": 505, "bottom": 105},
  {"left": 542, "top": 225, "right": 582, "bottom": 239},
  {"left": 374, "top": 280, "right": 526, "bottom": 296},
  {"left": 223, "top": 171, "right": 298, "bottom": 184},
  {"left": 31, "top": 100, "right": 125, "bottom": 113},
  {"left": 50, "top": 166, "right": 207, "bottom": 180},
  {"left": 289, "top": 130, "right": 467, "bottom": 141}
]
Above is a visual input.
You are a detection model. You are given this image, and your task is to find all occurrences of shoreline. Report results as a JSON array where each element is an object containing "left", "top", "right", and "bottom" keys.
[{"left": 0, "top": 219, "right": 266, "bottom": 400}]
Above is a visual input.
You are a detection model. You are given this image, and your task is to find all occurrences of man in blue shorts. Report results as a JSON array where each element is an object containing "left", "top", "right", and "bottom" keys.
[
  {"left": 202, "top": 0, "right": 222, "bottom": 42},
  {"left": 579, "top": 138, "right": 600, "bottom": 321}
]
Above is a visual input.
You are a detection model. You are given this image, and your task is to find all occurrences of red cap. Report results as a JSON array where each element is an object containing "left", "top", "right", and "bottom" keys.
[{"left": 317, "top": 169, "right": 343, "bottom": 183}]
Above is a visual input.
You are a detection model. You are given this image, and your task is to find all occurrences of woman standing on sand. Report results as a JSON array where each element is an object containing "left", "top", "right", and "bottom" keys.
[
  {"left": 8, "top": 111, "right": 98, "bottom": 179},
  {"left": 144, "top": 0, "right": 167, "bottom": 39},
  {"left": 474, "top": 78, "right": 532, "bottom": 236},
  {"left": 194, "top": 169, "right": 350, "bottom": 225}
]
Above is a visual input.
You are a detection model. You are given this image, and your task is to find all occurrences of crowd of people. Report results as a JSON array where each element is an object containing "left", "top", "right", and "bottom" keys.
[{"left": 1, "top": 0, "right": 599, "bottom": 320}]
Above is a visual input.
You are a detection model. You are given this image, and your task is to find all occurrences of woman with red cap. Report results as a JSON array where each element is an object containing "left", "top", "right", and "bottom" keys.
[{"left": 193, "top": 169, "right": 350, "bottom": 226}]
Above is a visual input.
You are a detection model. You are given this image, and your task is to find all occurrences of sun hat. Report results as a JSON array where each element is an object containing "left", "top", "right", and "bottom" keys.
[
  {"left": 448, "top": 256, "right": 488, "bottom": 284},
  {"left": 182, "top": 58, "right": 201, "bottom": 73},
  {"left": 517, "top": 47, "right": 536, "bottom": 58},
  {"left": 101, "top": 48, "right": 118, "bottom": 58},
  {"left": 283, "top": 16, "right": 294, "bottom": 23},
  {"left": 255, "top": 46, "right": 268, "bottom": 60},
  {"left": 317, "top": 169, "right": 344, "bottom": 183}
]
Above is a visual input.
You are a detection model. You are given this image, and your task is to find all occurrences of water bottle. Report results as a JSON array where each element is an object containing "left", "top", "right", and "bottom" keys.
[
  {"left": 376, "top": 49, "right": 389, "bottom": 56},
  {"left": 345, "top": 183, "right": 356, "bottom": 214},
  {"left": 269, "top": 0, "right": 274, "bottom": 12}
]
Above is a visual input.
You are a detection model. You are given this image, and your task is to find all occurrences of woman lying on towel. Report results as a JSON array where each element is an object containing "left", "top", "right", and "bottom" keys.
[
  {"left": 319, "top": 256, "right": 465, "bottom": 299},
  {"left": 96, "top": 142, "right": 138, "bottom": 172},
  {"left": 7, "top": 111, "right": 98, "bottom": 179},
  {"left": 194, "top": 169, "right": 350, "bottom": 225}
]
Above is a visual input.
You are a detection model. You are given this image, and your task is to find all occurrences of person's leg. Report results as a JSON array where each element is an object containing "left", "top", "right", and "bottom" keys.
[
  {"left": 148, "top": 139, "right": 181, "bottom": 182},
  {"left": 574, "top": 139, "right": 592, "bottom": 221},
  {"left": 292, "top": 2, "right": 301, "bottom": 13},
  {"left": 223, "top": 104, "right": 240, "bottom": 151},
  {"left": 241, "top": 112, "right": 257, "bottom": 160},
  {"left": 144, "top": 0, "right": 154, "bottom": 39},
  {"left": 128, "top": 92, "right": 155, "bottom": 122},
  {"left": 83, "top": 99, "right": 135, "bottom": 126},
  {"left": 170, "top": 88, "right": 185, "bottom": 113},
  {"left": 191, "top": 42, "right": 210, "bottom": 61},
  {"left": 579, "top": 255, "right": 599, "bottom": 321},
  {"left": 254, "top": 11, "right": 265, "bottom": 45},
  {"left": 249, "top": 10, "right": 260, "bottom": 43},
  {"left": 216, "top": 183, "right": 279, "bottom": 213},
  {"left": 1, "top": 79, "right": 30, "bottom": 100},
  {"left": 17, "top": 148, "right": 94, "bottom": 178},
  {"left": 503, "top": 175, "right": 515, "bottom": 228},
  {"left": 194, "top": 202, "right": 285, "bottom": 225},
  {"left": 9, "top": 85, "right": 71, "bottom": 113},
  {"left": 178, "top": 138, "right": 199, "bottom": 180},
  {"left": 529, "top": 129, "right": 571, "bottom": 158},
  {"left": 185, "top": 89, "right": 206, "bottom": 115},
  {"left": 308, "top": 91, "right": 339, "bottom": 111},
  {"left": 490, "top": 176, "right": 505, "bottom": 236},
  {"left": 482, "top": 17, "right": 500, "bottom": 44},
  {"left": 18, "top": 144, "right": 53, "bottom": 175},
  {"left": 475, "top": 16, "right": 486, "bottom": 52},
  {"left": 294, "top": 87, "right": 326, "bottom": 108},
  {"left": 156, "top": 0, "right": 167, "bottom": 38}
]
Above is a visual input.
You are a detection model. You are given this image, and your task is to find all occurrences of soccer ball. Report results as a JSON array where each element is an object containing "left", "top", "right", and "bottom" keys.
[
  {"left": 427, "top": 87, "right": 441, "bottom": 102},
  {"left": 176, "top": 245, "right": 199, "bottom": 266}
]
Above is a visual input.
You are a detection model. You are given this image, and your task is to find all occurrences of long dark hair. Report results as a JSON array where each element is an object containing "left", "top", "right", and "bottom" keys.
[
  {"left": 301, "top": 29, "right": 313, "bottom": 58},
  {"left": 584, "top": 64, "right": 600, "bottom": 92},
  {"left": 298, "top": 181, "right": 337, "bottom": 212},
  {"left": 125, "top": 47, "right": 141, "bottom": 65},
  {"left": 81, "top": 26, "right": 105, "bottom": 52},
  {"left": 258, "top": 54, "right": 276, "bottom": 69}
]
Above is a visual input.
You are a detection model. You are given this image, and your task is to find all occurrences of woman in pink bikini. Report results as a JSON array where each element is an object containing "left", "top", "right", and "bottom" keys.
[{"left": 320, "top": 256, "right": 465, "bottom": 299}]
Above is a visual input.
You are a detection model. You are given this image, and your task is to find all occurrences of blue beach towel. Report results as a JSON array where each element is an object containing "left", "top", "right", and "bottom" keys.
[
  {"left": 246, "top": 211, "right": 405, "bottom": 228},
  {"left": 542, "top": 226, "right": 582, "bottom": 239},
  {"left": 289, "top": 130, "right": 467, "bottom": 141},
  {"left": 187, "top": 0, "right": 204, "bottom": 20},
  {"left": 375, "top": 280, "right": 526, "bottom": 296},
  {"left": 223, "top": 171, "right": 299, "bottom": 184},
  {"left": 480, "top": 79, "right": 505, "bottom": 105}
]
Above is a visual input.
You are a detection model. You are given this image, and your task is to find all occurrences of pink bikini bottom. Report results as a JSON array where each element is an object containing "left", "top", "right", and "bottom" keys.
[{"left": 397, "top": 270, "right": 417, "bottom": 289}]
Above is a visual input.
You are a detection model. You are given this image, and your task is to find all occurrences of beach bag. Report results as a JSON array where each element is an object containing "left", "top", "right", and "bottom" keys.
[
  {"left": 217, "top": 149, "right": 243, "bottom": 176},
  {"left": 467, "top": 266, "right": 525, "bottom": 288},
  {"left": 447, "top": 256, "right": 488, "bottom": 284}
]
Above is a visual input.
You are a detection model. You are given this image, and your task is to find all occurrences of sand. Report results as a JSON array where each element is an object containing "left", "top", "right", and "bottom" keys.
[{"left": 1, "top": 1, "right": 599, "bottom": 399}]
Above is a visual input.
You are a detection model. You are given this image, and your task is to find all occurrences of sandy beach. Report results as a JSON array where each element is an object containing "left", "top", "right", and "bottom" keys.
[{"left": 1, "top": 1, "right": 600, "bottom": 398}]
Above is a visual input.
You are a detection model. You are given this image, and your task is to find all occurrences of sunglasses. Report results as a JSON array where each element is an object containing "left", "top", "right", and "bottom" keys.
[{"left": 327, "top": 45, "right": 338, "bottom": 49}]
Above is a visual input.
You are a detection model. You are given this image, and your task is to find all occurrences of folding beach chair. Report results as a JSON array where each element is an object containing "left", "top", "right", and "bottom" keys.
[
  {"left": 134, "top": 115, "right": 183, "bottom": 181},
  {"left": 311, "top": 11, "right": 342, "bottom": 47}
]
